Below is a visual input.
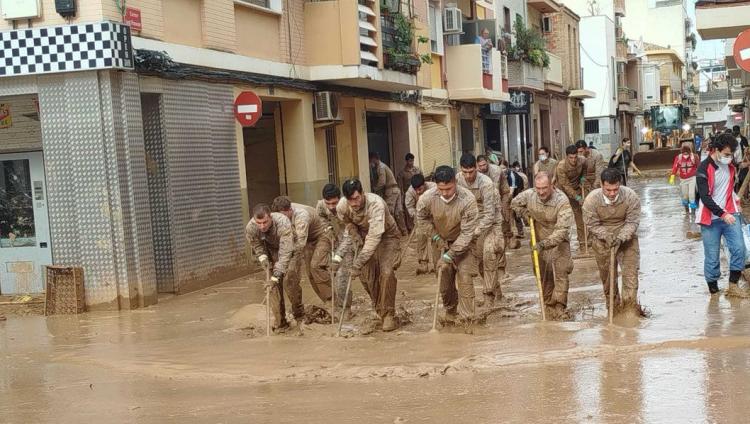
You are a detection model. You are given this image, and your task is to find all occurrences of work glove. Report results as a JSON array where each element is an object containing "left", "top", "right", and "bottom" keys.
[
  {"left": 432, "top": 234, "right": 442, "bottom": 243},
  {"left": 257, "top": 254, "right": 269, "bottom": 268},
  {"left": 533, "top": 240, "right": 548, "bottom": 252},
  {"left": 350, "top": 265, "right": 361, "bottom": 279},
  {"left": 575, "top": 195, "right": 583, "bottom": 203},
  {"left": 331, "top": 254, "right": 342, "bottom": 274},
  {"left": 438, "top": 252, "right": 453, "bottom": 273},
  {"left": 668, "top": 174, "right": 675, "bottom": 185}
]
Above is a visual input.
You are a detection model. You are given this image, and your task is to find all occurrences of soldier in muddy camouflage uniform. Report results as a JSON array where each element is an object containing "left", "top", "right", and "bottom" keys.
[
  {"left": 316, "top": 184, "right": 356, "bottom": 314},
  {"left": 512, "top": 172, "right": 574, "bottom": 319},
  {"left": 416, "top": 166, "right": 479, "bottom": 324},
  {"left": 576, "top": 140, "right": 606, "bottom": 189},
  {"left": 477, "top": 155, "right": 520, "bottom": 249},
  {"left": 370, "top": 152, "right": 408, "bottom": 236},
  {"left": 405, "top": 173, "right": 437, "bottom": 274},
  {"left": 336, "top": 179, "right": 402, "bottom": 331},
  {"left": 583, "top": 168, "right": 642, "bottom": 313},
  {"left": 271, "top": 196, "right": 333, "bottom": 304},
  {"left": 245, "top": 204, "right": 300, "bottom": 333},
  {"left": 457, "top": 153, "right": 505, "bottom": 307},
  {"left": 556, "top": 144, "right": 594, "bottom": 252}
]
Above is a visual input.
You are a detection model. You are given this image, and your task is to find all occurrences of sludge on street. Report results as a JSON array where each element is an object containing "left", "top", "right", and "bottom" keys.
[{"left": 1, "top": 0, "right": 750, "bottom": 422}]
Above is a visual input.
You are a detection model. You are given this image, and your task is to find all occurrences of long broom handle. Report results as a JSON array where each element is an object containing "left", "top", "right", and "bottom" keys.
[
  {"left": 581, "top": 185, "right": 589, "bottom": 255},
  {"left": 337, "top": 246, "right": 358, "bottom": 337},
  {"left": 427, "top": 239, "right": 442, "bottom": 332},
  {"left": 330, "top": 237, "right": 336, "bottom": 325},
  {"left": 265, "top": 265, "right": 271, "bottom": 337},
  {"left": 529, "top": 217, "right": 547, "bottom": 321},
  {"left": 609, "top": 247, "right": 616, "bottom": 325}
]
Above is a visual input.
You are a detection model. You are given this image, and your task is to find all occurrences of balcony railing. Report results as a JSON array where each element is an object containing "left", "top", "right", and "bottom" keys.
[
  {"left": 445, "top": 43, "right": 507, "bottom": 102},
  {"left": 507, "top": 59, "right": 544, "bottom": 91}
]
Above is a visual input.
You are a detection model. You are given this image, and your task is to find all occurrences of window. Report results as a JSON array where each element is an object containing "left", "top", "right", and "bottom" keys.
[
  {"left": 542, "top": 17, "right": 552, "bottom": 33},
  {"left": 0, "top": 160, "right": 35, "bottom": 248},
  {"left": 584, "top": 119, "right": 600, "bottom": 134},
  {"left": 428, "top": 3, "right": 444, "bottom": 55},
  {"left": 236, "top": 0, "right": 282, "bottom": 13},
  {"left": 503, "top": 7, "right": 511, "bottom": 33}
]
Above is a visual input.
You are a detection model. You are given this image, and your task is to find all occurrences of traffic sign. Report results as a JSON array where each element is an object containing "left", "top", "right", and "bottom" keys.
[
  {"left": 234, "top": 91, "right": 263, "bottom": 127},
  {"left": 734, "top": 29, "right": 750, "bottom": 73}
]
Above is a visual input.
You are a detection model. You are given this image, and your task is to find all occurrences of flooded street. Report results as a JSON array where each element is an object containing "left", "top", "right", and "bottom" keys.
[{"left": 3, "top": 178, "right": 750, "bottom": 423}]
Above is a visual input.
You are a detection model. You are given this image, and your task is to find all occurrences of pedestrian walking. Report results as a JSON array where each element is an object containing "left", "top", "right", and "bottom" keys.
[
  {"left": 608, "top": 138, "right": 642, "bottom": 185},
  {"left": 669, "top": 144, "right": 700, "bottom": 213},
  {"left": 695, "top": 133, "right": 749, "bottom": 297},
  {"left": 511, "top": 172, "right": 574, "bottom": 319}
]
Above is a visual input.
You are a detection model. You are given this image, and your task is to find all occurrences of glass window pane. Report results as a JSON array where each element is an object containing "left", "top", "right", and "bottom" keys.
[{"left": 0, "top": 159, "right": 35, "bottom": 248}]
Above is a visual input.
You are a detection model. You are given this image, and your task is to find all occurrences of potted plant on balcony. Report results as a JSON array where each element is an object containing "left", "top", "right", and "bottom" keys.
[
  {"left": 507, "top": 16, "right": 549, "bottom": 68},
  {"left": 383, "top": 11, "right": 422, "bottom": 74}
]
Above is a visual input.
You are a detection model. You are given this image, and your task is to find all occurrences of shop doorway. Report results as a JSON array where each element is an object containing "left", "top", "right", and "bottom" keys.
[
  {"left": 460, "top": 119, "right": 474, "bottom": 153},
  {"left": 243, "top": 101, "right": 283, "bottom": 207},
  {"left": 366, "top": 113, "right": 392, "bottom": 168},
  {"left": 0, "top": 151, "right": 51, "bottom": 294}
]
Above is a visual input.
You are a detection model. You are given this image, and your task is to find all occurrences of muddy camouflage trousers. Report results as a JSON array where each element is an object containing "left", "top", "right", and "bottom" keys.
[
  {"left": 440, "top": 244, "right": 478, "bottom": 321},
  {"left": 474, "top": 223, "right": 506, "bottom": 298},
  {"left": 360, "top": 236, "right": 401, "bottom": 318},
  {"left": 592, "top": 237, "right": 640, "bottom": 307},
  {"left": 537, "top": 241, "right": 573, "bottom": 308}
]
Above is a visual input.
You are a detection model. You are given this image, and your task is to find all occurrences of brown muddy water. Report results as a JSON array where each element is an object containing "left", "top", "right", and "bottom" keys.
[{"left": 2, "top": 178, "right": 750, "bottom": 423}]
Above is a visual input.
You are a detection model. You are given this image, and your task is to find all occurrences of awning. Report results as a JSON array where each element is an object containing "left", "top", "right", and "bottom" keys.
[{"left": 570, "top": 89, "right": 596, "bottom": 99}]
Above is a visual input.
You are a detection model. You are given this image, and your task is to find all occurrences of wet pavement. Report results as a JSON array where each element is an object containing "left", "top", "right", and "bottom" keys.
[{"left": 3, "top": 177, "right": 750, "bottom": 423}]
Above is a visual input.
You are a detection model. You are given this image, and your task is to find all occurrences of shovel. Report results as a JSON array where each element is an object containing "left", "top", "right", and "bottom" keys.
[
  {"left": 264, "top": 264, "right": 272, "bottom": 337},
  {"left": 529, "top": 217, "right": 547, "bottom": 321},
  {"left": 608, "top": 247, "right": 619, "bottom": 325}
]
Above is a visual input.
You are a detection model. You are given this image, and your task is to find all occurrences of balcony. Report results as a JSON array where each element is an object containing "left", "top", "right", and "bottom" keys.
[
  {"left": 544, "top": 53, "right": 563, "bottom": 89},
  {"left": 618, "top": 87, "right": 631, "bottom": 105},
  {"left": 507, "top": 59, "right": 545, "bottom": 91},
  {"left": 614, "top": 0, "right": 626, "bottom": 16},
  {"left": 696, "top": 0, "right": 750, "bottom": 40},
  {"left": 304, "top": 0, "right": 425, "bottom": 91},
  {"left": 616, "top": 39, "right": 628, "bottom": 61},
  {"left": 527, "top": 0, "right": 561, "bottom": 13},
  {"left": 445, "top": 44, "right": 509, "bottom": 103}
]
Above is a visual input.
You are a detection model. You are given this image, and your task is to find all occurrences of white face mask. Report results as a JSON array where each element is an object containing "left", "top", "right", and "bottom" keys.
[
  {"left": 539, "top": 155, "right": 548, "bottom": 161},
  {"left": 440, "top": 193, "right": 456, "bottom": 204},
  {"left": 719, "top": 156, "right": 733, "bottom": 165}
]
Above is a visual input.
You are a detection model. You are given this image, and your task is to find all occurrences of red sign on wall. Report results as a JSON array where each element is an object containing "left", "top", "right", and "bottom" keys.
[
  {"left": 234, "top": 91, "right": 263, "bottom": 127},
  {"left": 734, "top": 29, "right": 750, "bottom": 73},
  {"left": 124, "top": 7, "right": 142, "bottom": 32}
]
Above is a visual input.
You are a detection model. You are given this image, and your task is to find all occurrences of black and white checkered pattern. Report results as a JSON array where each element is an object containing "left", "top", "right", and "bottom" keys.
[{"left": 0, "top": 21, "right": 133, "bottom": 77}]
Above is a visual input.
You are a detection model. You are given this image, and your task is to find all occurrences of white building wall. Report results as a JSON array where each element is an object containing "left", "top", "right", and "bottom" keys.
[
  {"left": 621, "top": 0, "right": 688, "bottom": 63},
  {"left": 495, "top": 0, "right": 528, "bottom": 41},
  {"left": 563, "top": 0, "right": 615, "bottom": 21},
  {"left": 580, "top": 15, "right": 617, "bottom": 119}
]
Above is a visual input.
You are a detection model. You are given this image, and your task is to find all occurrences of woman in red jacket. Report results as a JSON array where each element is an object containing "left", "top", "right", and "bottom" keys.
[{"left": 670, "top": 144, "right": 700, "bottom": 212}]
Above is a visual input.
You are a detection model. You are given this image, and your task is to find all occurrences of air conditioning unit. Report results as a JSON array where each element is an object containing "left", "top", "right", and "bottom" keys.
[
  {"left": 314, "top": 91, "right": 342, "bottom": 122},
  {"left": 443, "top": 5, "right": 462, "bottom": 34}
]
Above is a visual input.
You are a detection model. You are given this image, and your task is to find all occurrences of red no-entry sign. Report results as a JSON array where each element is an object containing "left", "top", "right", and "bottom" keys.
[
  {"left": 234, "top": 91, "right": 263, "bottom": 127},
  {"left": 734, "top": 29, "right": 750, "bottom": 73}
]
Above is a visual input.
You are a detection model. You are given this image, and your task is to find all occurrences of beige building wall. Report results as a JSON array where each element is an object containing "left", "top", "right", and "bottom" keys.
[
  {"left": 162, "top": 0, "right": 204, "bottom": 48},
  {"left": 236, "top": 6, "right": 282, "bottom": 62},
  {"left": 202, "top": 0, "right": 236, "bottom": 52},
  {"left": 0, "top": 0, "right": 104, "bottom": 30}
]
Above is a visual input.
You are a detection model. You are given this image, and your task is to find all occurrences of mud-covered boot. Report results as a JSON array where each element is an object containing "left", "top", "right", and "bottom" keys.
[
  {"left": 482, "top": 293, "right": 495, "bottom": 309},
  {"left": 725, "top": 283, "right": 750, "bottom": 298},
  {"left": 706, "top": 281, "right": 719, "bottom": 295},
  {"left": 416, "top": 260, "right": 430, "bottom": 275},
  {"left": 382, "top": 313, "right": 399, "bottom": 332},
  {"left": 439, "top": 309, "right": 458, "bottom": 326},
  {"left": 508, "top": 237, "right": 521, "bottom": 250},
  {"left": 272, "top": 321, "right": 291, "bottom": 334}
]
